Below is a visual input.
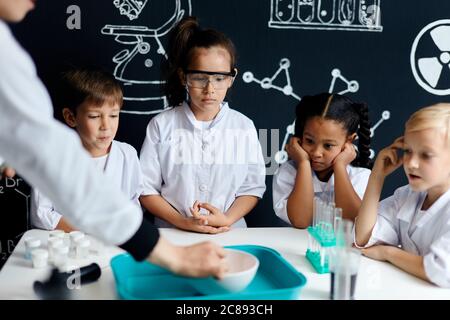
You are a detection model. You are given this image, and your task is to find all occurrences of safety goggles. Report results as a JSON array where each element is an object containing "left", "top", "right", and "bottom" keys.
[{"left": 184, "top": 69, "right": 236, "bottom": 89}]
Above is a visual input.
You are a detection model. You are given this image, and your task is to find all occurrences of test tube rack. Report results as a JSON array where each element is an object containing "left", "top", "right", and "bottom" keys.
[
  {"left": 306, "top": 225, "right": 336, "bottom": 273},
  {"left": 305, "top": 199, "right": 342, "bottom": 274}
]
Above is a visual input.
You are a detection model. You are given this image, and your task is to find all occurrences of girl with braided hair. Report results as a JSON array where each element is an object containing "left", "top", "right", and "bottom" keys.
[{"left": 273, "top": 92, "right": 372, "bottom": 228}]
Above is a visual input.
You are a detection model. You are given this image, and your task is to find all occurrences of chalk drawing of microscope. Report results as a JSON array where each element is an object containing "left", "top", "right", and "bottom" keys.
[{"left": 101, "top": 0, "right": 192, "bottom": 115}]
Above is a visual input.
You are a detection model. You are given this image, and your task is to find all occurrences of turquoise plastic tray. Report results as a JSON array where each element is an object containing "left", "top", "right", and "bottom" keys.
[{"left": 110, "top": 245, "right": 307, "bottom": 300}]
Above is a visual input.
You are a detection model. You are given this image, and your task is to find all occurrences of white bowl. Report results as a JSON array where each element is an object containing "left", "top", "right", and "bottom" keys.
[{"left": 188, "top": 249, "right": 259, "bottom": 295}]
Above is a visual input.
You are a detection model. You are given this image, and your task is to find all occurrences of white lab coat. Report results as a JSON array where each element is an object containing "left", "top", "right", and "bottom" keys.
[
  {"left": 31, "top": 141, "right": 143, "bottom": 230},
  {"left": 0, "top": 21, "right": 142, "bottom": 245},
  {"left": 140, "top": 101, "right": 266, "bottom": 228},
  {"left": 273, "top": 160, "right": 371, "bottom": 224},
  {"left": 355, "top": 185, "right": 450, "bottom": 288}
]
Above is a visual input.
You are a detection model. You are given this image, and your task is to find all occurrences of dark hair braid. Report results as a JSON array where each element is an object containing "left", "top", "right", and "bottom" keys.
[{"left": 353, "top": 102, "right": 373, "bottom": 169}]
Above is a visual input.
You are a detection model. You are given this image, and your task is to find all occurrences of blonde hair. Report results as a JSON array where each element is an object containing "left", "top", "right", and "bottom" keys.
[{"left": 405, "top": 103, "right": 450, "bottom": 144}]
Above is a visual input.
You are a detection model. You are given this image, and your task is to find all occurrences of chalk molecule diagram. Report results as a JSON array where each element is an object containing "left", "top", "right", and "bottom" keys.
[{"left": 243, "top": 58, "right": 390, "bottom": 164}]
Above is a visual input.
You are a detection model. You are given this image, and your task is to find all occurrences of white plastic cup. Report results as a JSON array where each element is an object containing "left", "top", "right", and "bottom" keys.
[
  {"left": 24, "top": 238, "right": 41, "bottom": 260},
  {"left": 47, "top": 238, "right": 63, "bottom": 262},
  {"left": 69, "top": 231, "right": 85, "bottom": 257},
  {"left": 69, "top": 231, "right": 84, "bottom": 245},
  {"left": 50, "top": 230, "right": 68, "bottom": 247},
  {"left": 75, "top": 238, "right": 90, "bottom": 259},
  {"left": 31, "top": 249, "right": 49, "bottom": 268},
  {"left": 53, "top": 245, "right": 70, "bottom": 268},
  {"left": 49, "top": 230, "right": 65, "bottom": 240}
]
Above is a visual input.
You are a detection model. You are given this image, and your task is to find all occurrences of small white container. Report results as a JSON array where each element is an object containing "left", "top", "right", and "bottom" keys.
[
  {"left": 69, "top": 231, "right": 85, "bottom": 257},
  {"left": 31, "top": 249, "right": 48, "bottom": 268},
  {"left": 53, "top": 245, "right": 70, "bottom": 268},
  {"left": 75, "top": 238, "right": 90, "bottom": 259},
  {"left": 49, "top": 230, "right": 65, "bottom": 240},
  {"left": 69, "top": 231, "right": 84, "bottom": 245},
  {"left": 47, "top": 238, "right": 63, "bottom": 262},
  {"left": 24, "top": 238, "right": 41, "bottom": 260}
]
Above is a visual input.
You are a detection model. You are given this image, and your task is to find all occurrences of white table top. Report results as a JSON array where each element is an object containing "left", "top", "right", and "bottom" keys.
[{"left": 1, "top": 228, "right": 449, "bottom": 300}]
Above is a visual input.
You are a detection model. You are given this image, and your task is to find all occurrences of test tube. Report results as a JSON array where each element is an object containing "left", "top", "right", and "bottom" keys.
[
  {"left": 325, "top": 204, "right": 331, "bottom": 236},
  {"left": 320, "top": 246, "right": 325, "bottom": 267},
  {"left": 24, "top": 238, "right": 41, "bottom": 260},
  {"left": 336, "top": 219, "right": 353, "bottom": 247},
  {"left": 334, "top": 207, "right": 343, "bottom": 234},
  {"left": 316, "top": 199, "right": 323, "bottom": 230},
  {"left": 307, "top": 232, "right": 312, "bottom": 252},
  {"left": 322, "top": 201, "right": 329, "bottom": 233},
  {"left": 312, "top": 197, "right": 318, "bottom": 228},
  {"left": 327, "top": 204, "right": 334, "bottom": 236}
]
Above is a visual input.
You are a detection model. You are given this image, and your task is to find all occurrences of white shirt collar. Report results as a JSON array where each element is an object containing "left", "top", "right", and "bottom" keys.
[
  {"left": 182, "top": 101, "right": 229, "bottom": 130},
  {"left": 396, "top": 187, "right": 450, "bottom": 225}
]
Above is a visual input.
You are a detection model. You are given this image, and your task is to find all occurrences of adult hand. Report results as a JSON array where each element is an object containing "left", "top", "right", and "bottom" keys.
[
  {"left": 148, "top": 237, "right": 228, "bottom": 279},
  {"left": 0, "top": 165, "right": 15, "bottom": 179}
]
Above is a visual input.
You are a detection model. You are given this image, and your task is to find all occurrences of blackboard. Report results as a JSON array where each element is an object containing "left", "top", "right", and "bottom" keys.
[{"left": 3, "top": 0, "right": 450, "bottom": 266}]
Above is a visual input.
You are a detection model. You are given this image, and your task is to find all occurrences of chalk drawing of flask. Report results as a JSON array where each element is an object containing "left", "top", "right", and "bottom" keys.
[
  {"left": 317, "top": 0, "right": 336, "bottom": 24},
  {"left": 297, "top": 0, "right": 315, "bottom": 23},
  {"left": 359, "top": 0, "right": 381, "bottom": 27},
  {"left": 274, "top": 0, "right": 295, "bottom": 23},
  {"left": 338, "top": 0, "right": 355, "bottom": 25}
]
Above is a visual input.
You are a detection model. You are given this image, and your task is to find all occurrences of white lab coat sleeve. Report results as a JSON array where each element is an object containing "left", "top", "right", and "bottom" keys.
[
  {"left": 140, "top": 118, "right": 163, "bottom": 195},
  {"left": 30, "top": 188, "right": 62, "bottom": 230},
  {"left": 354, "top": 187, "right": 403, "bottom": 248},
  {"left": 235, "top": 124, "right": 266, "bottom": 198},
  {"left": 272, "top": 162, "right": 297, "bottom": 225},
  {"left": 423, "top": 225, "right": 450, "bottom": 288},
  {"left": 351, "top": 168, "right": 371, "bottom": 199},
  {"left": 0, "top": 26, "right": 142, "bottom": 246},
  {"left": 127, "top": 145, "right": 144, "bottom": 202}
]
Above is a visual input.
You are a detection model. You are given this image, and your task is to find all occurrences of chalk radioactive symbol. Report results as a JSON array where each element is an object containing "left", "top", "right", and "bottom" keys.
[{"left": 411, "top": 19, "right": 450, "bottom": 96}]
